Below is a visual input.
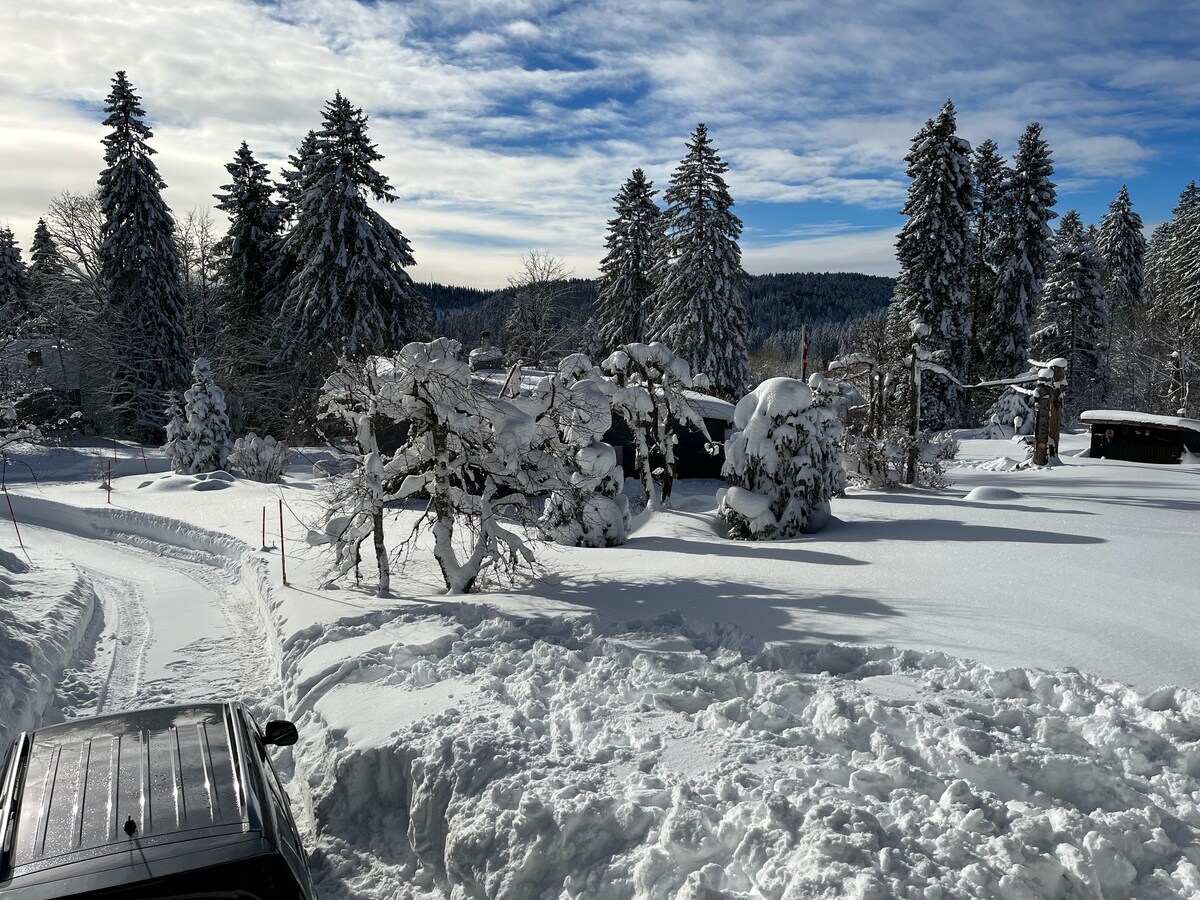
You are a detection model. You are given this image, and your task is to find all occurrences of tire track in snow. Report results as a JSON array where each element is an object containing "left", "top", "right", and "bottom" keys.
[{"left": 27, "top": 523, "right": 280, "bottom": 720}]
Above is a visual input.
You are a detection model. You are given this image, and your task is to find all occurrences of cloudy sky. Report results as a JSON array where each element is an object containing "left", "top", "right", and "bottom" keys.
[{"left": 3, "top": 0, "right": 1199, "bottom": 287}]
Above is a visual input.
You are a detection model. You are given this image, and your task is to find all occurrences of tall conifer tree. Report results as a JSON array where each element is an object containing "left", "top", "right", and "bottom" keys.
[
  {"left": 647, "top": 124, "right": 748, "bottom": 401},
  {"left": 1033, "top": 210, "right": 1107, "bottom": 414},
  {"left": 275, "top": 93, "right": 429, "bottom": 399},
  {"left": 97, "top": 70, "right": 189, "bottom": 439},
  {"left": 969, "top": 139, "right": 1008, "bottom": 379},
  {"left": 0, "top": 228, "right": 28, "bottom": 334},
  {"left": 891, "top": 100, "right": 974, "bottom": 426},
  {"left": 980, "top": 123, "right": 1056, "bottom": 380},
  {"left": 1098, "top": 184, "right": 1145, "bottom": 333},
  {"left": 597, "top": 168, "right": 661, "bottom": 355}
]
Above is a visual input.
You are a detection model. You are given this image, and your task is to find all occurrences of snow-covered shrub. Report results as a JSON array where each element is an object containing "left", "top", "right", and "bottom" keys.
[
  {"left": 719, "top": 377, "right": 841, "bottom": 540},
  {"left": 162, "top": 358, "right": 232, "bottom": 474},
  {"left": 228, "top": 432, "right": 288, "bottom": 483},
  {"left": 808, "top": 372, "right": 849, "bottom": 497},
  {"left": 378, "top": 338, "right": 570, "bottom": 593},
  {"left": 538, "top": 354, "right": 629, "bottom": 547},
  {"left": 843, "top": 427, "right": 954, "bottom": 490},
  {"left": 312, "top": 361, "right": 390, "bottom": 594}
]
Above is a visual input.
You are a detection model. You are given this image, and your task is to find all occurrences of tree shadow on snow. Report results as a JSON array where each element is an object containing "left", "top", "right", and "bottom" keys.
[
  {"left": 847, "top": 492, "right": 1097, "bottom": 516},
  {"left": 822, "top": 516, "right": 1106, "bottom": 545},
  {"left": 627, "top": 533, "right": 869, "bottom": 566},
  {"left": 527, "top": 575, "right": 902, "bottom": 645}
]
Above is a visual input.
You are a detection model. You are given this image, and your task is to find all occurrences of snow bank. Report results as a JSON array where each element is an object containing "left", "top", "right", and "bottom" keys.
[
  {"left": 0, "top": 544, "right": 96, "bottom": 745},
  {"left": 299, "top": 610, "right": 1200, "bottom": 899}
]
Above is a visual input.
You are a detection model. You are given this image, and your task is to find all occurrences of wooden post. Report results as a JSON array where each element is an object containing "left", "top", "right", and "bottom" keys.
[
  {"left": 3, "top": 484, "right": 29, "bottom": 560},
  {"left": 140, "top": 446, "right": 149, "bottom": 473},
  {"left": 262, "top": 506, "right": 266, "bottom": 549},
  {"left": 1033, "top": 373, "right": 1051, "bottom": 467},
  {"left": 106, "top": 460, "right": 112, "bottom": 504},
  {"left": 905, "top": 330, "right": 923, "bottom": 485},
  {"left": 279, "top": 499, "right": 287, "bottom": 585}
]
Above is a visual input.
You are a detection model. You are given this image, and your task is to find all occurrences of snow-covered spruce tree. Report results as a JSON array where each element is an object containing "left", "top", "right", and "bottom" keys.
[
  {"left": 379, "top": 338, "right": 568, "bottom": 594},
  {"left": 0, "top": 228, "right": 29, "bottom": 336},
  {"left": 647, "top": 124, "right": 748, "bottom": 402},
  {"left": 310, "top": 360, "right": 391, "bottom": 594},
  {"left": 1142, "top": 182, "right": 1200, "bottom": 415},
  {"left": 538, "top": 353, "right": 630, "bottom": 547},
  {"left": 1098, "top": 186, "right": 1145, "bottom": 331},
  {"left": 274, "top": 93, "right": 430, "bottom": 415},
  {"left": 807, "top": 372, "right": 848, "bottom": 498},
  {"left": 719, "top": 378, "right": 841, "bottom": 540},
  {"left": 163, "top": 358, "right": 232, "bottom": 474},
  {"left": 1033, "top": 211, "right": 1108, "bottom": 417},
  {"left": 979, "top": 123, "right": 1057, "bottom": 382},
  {"left": 213, "top": 142, "right": 282, "bottom": 430},
  {"left": 602, "top": 341, "right": 715, "bottom": 509},
  {"left": 596, "top": 168, "right": 661, "bottom": 356},
  {"left": 97, "top": 71, "right": 190, "bottom": 440},
  {"left": 969, "top": 139, "right": 1010, "bottom": 382},
  {"left": 890, "top": 100, "right": 973, "bottom": 427}
]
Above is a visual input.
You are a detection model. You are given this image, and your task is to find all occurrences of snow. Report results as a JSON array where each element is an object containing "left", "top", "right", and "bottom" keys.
[
  {"left": 1081, "top": 409, "right": 1200, "bottom": 434},
  {"left": 2, "top": 431, "right": 1200, "bottom": 898}
]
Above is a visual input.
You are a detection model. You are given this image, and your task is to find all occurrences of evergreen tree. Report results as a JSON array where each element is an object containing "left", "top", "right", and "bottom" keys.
[
  {"left": 597, "top": 168, "right": 661, "bottom": 356},
  {"left": 969, "top": 139, "right": 1009, "bottom": 380},
  {"left": 1143, "top": 182, "right": 1200, "bottom": 414},
  {"left": 891, "top": 100, "right": 973, "bottom": 427},
  {"left": 97, "top": 70, "right": 190, "bottom": 440},
  {"left": 980, "top": 123, "right": 1056, "bottom": 380},
  {"left": 27, "top": 218, "right": 76, "bottom": 355},
  {"left": 274, "top": 93, "right": 430, "bottom": 402},
  {"left": 214, "top": 142, "right": 280, "bottom": 427},
  {"left": 1033, "top": 210, "right": 1107, "bottom": 416},
  {"left": 163, "top": 357, "right": 232, "bottom": 474},
  {"left": 647, "top": 124, "right": 748, "bottom": 401},
  {"left": 0, "top": 228, "right": 29, "bottom": 335}
]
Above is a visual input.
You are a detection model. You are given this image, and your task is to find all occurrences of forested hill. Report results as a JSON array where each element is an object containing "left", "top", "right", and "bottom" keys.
[{"left": 424, "top": 271, "right": 895, "bottom": 353}]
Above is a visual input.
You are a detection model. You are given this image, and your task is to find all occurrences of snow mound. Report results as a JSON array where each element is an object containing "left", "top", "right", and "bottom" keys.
[
  {"left": 137, "top": 474, "right": 201, "bottom": 491},
  {"left": 963, "top": 486, "right": 1024, "bottom": 502},
  {"left": 978, "top": 455, "right": 1021, "bottom": 472},
  {"left": 191, "top": 479, "right": 232, "bottom": 491},
  {"left": 303, "top": 611, "right": 1200, "bottom": 900}
]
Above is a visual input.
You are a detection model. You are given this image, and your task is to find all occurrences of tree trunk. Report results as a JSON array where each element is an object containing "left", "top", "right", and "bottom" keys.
[{"left": 905, "top": 350, "right": 919, "bottom": 485}]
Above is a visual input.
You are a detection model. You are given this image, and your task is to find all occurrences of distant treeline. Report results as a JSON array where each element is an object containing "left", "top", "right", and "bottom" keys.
[{"left": 427, "top": 272, "right": 894, "bottom": 356}]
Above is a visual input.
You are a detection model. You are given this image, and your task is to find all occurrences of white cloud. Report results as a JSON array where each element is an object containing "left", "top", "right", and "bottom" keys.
[{"left": 1, "top": 0, "right": 1195, "bottom": 285}]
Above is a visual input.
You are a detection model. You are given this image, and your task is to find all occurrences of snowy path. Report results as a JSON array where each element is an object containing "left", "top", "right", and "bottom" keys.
[{"left": 22, "top": 522, "right": 280, "bottom": 720}]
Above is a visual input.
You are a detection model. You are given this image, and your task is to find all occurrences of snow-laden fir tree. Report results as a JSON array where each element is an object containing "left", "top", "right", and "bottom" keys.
[
  {"left": 1143, "top": 182, "right": 1200, "bottom": 414},
  {"left": 979, "top": 123, "right": 1056, "bottom": 381},
  {"left": 890, "top": 100, "right": 973, "bottom": 427},
  {"left": 0, "top": 228, "right": 28, "bottom": 335},
  {"left": 647, "top": 124, "right": 748, "bottom": 402},
  {"left": 274, "top": 93, "right": 430, "bottom": 405},
  {"left": 164, "top": 358, "right": 232, "bottom": 474},
  {"left": 97, "top": 71, "right": 190, "bottom": 440},
  {"left": 1033, "top": 211, "right": 1107, "bottom": 417},
  {"left": 969, "top": 139, "right": 1010, "bottom": 380},
  {"left": 719, "top": 377, "right": 841, "bottom": 540},
  {"left": 214, "top": 142, "right": 281, "bottom": 429},
  {"left": 537, "top": 353, "right": 629, "bottom": 547},
  {"left": 596, "top": 168, "right": 661, "bottom": 356}
]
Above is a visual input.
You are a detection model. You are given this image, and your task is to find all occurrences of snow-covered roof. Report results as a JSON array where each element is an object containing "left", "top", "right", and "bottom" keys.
[
  {"left": 681, "top": 390, "right": 735, "bottom": 423},
  {"left": 1081, "top": 409, "right": 1200, "bottom": 434}
]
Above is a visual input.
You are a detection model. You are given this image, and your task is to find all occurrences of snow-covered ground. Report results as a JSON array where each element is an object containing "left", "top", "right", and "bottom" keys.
[{"left": 2, "top": 433, "right": 1200, "bottom": 897}]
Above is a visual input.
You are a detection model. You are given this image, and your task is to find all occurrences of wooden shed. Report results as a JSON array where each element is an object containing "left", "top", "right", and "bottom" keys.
[{"left": 1081, "top": 410, "right": 1200, "bottom": 465}]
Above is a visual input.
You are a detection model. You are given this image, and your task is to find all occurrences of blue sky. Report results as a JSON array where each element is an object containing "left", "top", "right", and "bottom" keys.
[{"left": 3, "top": 0, "right": 1199, "bottom": 287}]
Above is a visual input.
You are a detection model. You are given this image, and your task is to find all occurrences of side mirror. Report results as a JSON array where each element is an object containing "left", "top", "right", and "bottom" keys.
[{"left": 263, "top": 720, "right": 299, "bottom": 747}]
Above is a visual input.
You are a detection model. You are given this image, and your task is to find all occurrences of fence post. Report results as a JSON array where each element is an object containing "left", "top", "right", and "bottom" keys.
[{"left": 279, "top": 499, "right": 287, "bottom": 585}]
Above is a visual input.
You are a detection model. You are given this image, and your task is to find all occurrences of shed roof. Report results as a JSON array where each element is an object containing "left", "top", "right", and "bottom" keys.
[{"left": 1081, "top": 410, "right": 1200, "bottom": 434}]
